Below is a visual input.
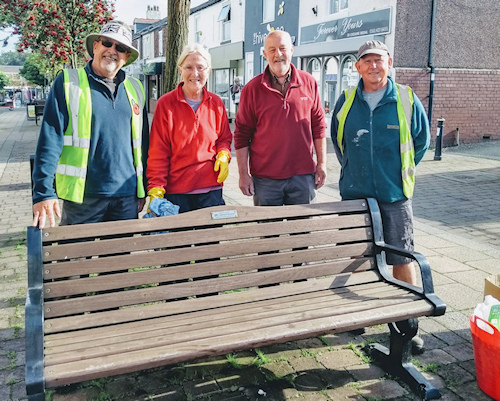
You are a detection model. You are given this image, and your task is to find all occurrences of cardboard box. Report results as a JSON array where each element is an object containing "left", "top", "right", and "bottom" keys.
[{"left": 484, "top": 274, "right": 500, "bottom": 301}]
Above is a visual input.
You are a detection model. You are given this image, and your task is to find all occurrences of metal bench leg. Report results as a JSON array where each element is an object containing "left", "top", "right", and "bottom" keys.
[
  {"left": 27, "top": 392, "right": 45, "bottom": 401},
  {"left": 365, "top": 318, "right": 441, "bottom": 400}
]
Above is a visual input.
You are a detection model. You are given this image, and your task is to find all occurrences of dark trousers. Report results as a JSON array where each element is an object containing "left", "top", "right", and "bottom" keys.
[
  {"left": 61, "top": 195, "right": 139, "bottom": 225},
  {"left": 166, "top": 189, "right": 225, "bottom": 214}
]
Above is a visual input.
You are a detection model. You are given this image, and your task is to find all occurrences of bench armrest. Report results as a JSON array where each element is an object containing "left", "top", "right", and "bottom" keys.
[
  {"left": 375, "top": 242, "right": 446, "bottom": 316},
  {"left": 366, "top": 198, "right": 445, "bottom": 316}
]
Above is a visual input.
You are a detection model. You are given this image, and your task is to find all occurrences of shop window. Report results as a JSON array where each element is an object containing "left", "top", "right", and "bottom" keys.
[
  {"left": 195, "top": 16, "right": 201, "bottom": 43},
  {"left": 158, "top": 30, "right": 163, "bottom": 56},
  {"left": 218, "top": 5, "right": 231, "bottom": 42},
  {"left": 263, "top": 0, "right": 275, "bottom": 23},
  {"left": 324, "top": 57, "right": 339, "bottom": 114},
  {"left": 307, "top": 58, "right": 321, "bottom": 87},
  {"left": 341, "top": 56, "right": 359, "bottom": 91},
  {"left": 214, "top": 69, "right": 230, "bottom": 111},
  {"left": 329, "top": 0, "right": 348, "bottom": 14}
]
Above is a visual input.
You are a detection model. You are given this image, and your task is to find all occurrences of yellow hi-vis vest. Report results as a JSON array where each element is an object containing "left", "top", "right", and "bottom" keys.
[
  {"left": 336, "top": 84, "right": 416, "bottom": 198},
  {"left": 56, "top": 68, "right": 145, "bottom": 203}
]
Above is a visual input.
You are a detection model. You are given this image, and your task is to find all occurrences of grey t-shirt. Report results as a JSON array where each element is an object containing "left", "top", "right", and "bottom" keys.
[{"left": 363, "top": 88, "right": 386, "bottom": 111}]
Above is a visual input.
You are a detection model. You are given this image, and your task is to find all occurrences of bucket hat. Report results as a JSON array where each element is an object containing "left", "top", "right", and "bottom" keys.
[{"left": 85, "top": 20, "right": 139, "bottom": 66}]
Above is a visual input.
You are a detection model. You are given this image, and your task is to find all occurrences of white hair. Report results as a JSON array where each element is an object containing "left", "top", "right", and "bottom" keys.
[{"left": 177, "top": 43, "right": 211, "bottom": 68}]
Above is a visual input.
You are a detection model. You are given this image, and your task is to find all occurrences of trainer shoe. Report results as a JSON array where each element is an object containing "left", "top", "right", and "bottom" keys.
[{"left": 411, "top": 335, "right": 425, "bottom": 355}]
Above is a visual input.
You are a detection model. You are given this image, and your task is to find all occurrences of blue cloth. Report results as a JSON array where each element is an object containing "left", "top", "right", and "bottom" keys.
[{"left": 143, "top": 198, "right": 180, "bottom": 219}]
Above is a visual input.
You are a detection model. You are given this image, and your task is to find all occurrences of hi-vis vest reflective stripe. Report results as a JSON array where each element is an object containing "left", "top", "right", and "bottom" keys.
[
  {"left": 336, "top": 84, "right": 416, "bottom": 198},
  {"left": 56, "top": 69, "right": 145, "bottom": 203}
]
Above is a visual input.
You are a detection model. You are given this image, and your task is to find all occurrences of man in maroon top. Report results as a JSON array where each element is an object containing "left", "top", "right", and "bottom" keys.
[{"left": 234, "top": 30, "right": 327, "bottom": 206}]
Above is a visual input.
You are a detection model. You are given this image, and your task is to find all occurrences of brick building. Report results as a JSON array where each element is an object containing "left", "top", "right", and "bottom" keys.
[{"left": 395, "top": 0, "right": 500, "bottom": 145}]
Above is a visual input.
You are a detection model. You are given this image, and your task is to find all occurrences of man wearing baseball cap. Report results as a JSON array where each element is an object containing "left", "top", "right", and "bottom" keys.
[
  {"left": 32, "top": 21, "right": 149, "bottom": 228},
  {"left": 331, "top": 40, "right": 430, "bottom": 354}
]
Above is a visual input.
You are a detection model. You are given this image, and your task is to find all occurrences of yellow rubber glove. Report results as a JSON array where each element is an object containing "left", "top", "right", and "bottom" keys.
[
  {"left": 147, "top": 187, "right": 165, "bottom": 212},
  {"left": 214, "top": 150, "right": 230, "bottom": 183},
  {"left": 147, "top": 187, "right": 165, "bottom": 199}
]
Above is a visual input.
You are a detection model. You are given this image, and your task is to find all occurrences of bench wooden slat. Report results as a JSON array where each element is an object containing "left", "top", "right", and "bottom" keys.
[
  {"left": 45, "top": 281, "right": 393, "bottom": 346},
  {"left": 45, "top": 284, "right": 406, "bottom": 355},
  {"left": 43, "top": 213, "right": 371, "bottom": 261},
  {"left": 44, "top": 243, "right": 374, "bottom": 299},
  {"left": 45, "top": 270, "right": 384, "bottom": 334},
  {"left": 44, "top": 257, "right": 378, "bottom": 318},
  {"left": 43, "top": 300, "right": 432, "bottom": 388},
  {"left": 45, "top": 288, "right": 420, "bottom": 366},
  {"left": 41, "top": 200, "right": 370, "bottom": 242},
  {"left": 43, "top": 226, "right": 373, "bottom": 280}
]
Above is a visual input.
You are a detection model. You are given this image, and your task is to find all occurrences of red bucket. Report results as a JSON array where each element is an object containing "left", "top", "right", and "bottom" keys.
[{"left": 470, "top": 315, "right": 500, "bottom": 400}]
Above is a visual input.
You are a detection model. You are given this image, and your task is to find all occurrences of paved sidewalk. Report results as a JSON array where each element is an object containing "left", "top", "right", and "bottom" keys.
[{"left": 1, "top": 107, "right": 499, "bottom": 400}]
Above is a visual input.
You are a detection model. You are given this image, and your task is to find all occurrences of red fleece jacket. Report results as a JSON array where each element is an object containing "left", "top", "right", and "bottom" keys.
[
  {"left": 147, "top": 83, "right": 232, "bottom": 194},
  {"left": 234, "top": 64, "right": 326, "bottom": 179}
]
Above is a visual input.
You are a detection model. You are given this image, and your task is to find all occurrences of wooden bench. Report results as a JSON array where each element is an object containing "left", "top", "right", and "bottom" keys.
[{"left": 25, "top": 198, "right": 446, "bottom": 400}]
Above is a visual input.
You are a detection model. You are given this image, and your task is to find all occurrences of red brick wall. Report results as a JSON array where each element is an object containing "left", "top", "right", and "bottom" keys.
[{"left": 395, "top": 68, "right": 500, "bottom": 146}]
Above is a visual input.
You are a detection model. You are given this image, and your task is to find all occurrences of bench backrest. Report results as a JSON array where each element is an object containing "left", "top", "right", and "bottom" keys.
[{"left": 28, "top": 199, "right": 379, "bottom": 335}]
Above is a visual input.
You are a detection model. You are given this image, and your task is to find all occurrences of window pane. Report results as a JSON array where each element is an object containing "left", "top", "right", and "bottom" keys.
[
  {"left": 218, "top": 5, "right": 230, "bottom": 21},
  {"left": 329, "top": 0, "right": 339, "bottom": 14},
  {"left": 340, "top": 0, "right": 348, "bottom": 10},
  {"left": 222, "top": 21, "right": 231, "bottom": 41},
  {"left": 263, "top": 0, "right": 274, "bottom": 22}
]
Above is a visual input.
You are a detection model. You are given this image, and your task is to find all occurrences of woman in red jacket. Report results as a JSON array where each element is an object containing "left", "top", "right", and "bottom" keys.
[{"left": 147, "top": 44, "right": 233, "bottom": 213}]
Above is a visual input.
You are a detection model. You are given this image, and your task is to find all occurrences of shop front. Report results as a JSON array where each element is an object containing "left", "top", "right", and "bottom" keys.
[
  {"left": 294, "top": 8, "right": 393, "bottom": 120},
  {"left": 209, "top": 41, "right": 244, "bottom": 121}
]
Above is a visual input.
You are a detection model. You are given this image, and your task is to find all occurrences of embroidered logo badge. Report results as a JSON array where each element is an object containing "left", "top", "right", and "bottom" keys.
[{"left": 132, "top": 99, "right": 140, "bottom": 115}]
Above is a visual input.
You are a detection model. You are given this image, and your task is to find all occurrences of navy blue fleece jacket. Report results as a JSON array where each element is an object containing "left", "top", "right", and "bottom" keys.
[{"left": 32, "top": 62, "right": 149, "bottom": 204}]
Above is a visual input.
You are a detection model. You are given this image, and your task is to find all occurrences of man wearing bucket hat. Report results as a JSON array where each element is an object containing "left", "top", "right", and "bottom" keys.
[
  {"left": 32, "top": 20, "right": 149, "bottom": 228},
  {"left": 330, "top": 40, "right": 430, "bottom": 354}
]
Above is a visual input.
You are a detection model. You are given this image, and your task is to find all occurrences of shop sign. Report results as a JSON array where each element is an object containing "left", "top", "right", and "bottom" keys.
[{"left": 300, "top": 8, "right": 391, "bottom": 45}]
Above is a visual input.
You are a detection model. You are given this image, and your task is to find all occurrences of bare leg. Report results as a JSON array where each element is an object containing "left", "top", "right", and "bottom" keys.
[{"left": 393, "top": 262, "right": 417, "bottom": 285}]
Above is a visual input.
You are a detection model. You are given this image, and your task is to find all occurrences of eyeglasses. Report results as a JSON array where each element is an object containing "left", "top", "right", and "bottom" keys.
[
  {"left": 99, "top": 39, "right": 130, "bottom": 54},
  {"left": 182, "top": 65, "right": 209, "bottom": 72}
]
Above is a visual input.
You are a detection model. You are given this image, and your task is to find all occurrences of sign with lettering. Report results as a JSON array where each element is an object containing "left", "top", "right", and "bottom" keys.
[{"left": 300, "top": 8, "right": 391, "bottom": 45}]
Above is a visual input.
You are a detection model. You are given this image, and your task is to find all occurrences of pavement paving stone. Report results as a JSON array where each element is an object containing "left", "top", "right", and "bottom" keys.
[
  {"left": 323, "top": 385, "right": 366, "bottom": 400},
  {"left": 446, "top": 270, "right": 491, "bottom": 293},
  {"left": 443, "top": 344, "right": 475, "bottom": 362},
  {"left": 357, "top": 379, "right": 408, "bottom": 399},
  {"left": 1, "top": 109, "right": 500, "bottom": 400}
]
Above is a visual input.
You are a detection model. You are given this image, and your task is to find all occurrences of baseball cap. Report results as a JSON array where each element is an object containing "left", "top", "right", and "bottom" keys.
[
  {"left": 357, "top": 40, "right": 390, "bottom": 60},
  {"left": 85, "top": 21, "right": 139, "bottom": 66}
]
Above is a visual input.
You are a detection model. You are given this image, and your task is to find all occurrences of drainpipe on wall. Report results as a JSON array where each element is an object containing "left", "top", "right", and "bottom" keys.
[{"left": 427, "top": 0, "right": 437, "bottom": 125}]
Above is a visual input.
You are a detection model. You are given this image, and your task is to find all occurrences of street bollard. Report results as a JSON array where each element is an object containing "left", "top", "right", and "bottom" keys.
[{"left": 434, "top": 118, "right": 445, "bottom": 161}]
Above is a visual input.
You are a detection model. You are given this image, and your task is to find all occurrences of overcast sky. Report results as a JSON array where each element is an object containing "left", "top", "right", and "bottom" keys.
[{"left": 114, "top": 0, "right": 167, "bottom": 25}]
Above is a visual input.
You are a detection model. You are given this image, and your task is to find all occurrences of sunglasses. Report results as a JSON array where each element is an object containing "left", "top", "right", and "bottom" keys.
[{"left": 99, "top": 39, "right": 130, "bottom": 54}]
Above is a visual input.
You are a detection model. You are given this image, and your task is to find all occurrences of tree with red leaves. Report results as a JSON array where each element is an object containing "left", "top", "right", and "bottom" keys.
[{"left": 1, "top": 0, "right": 115, "bottom": 69}]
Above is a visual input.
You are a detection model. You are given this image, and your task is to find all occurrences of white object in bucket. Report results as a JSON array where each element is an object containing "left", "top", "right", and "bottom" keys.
[{"left": 474, "top": 295, "right": 500, "bottom": 332}]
